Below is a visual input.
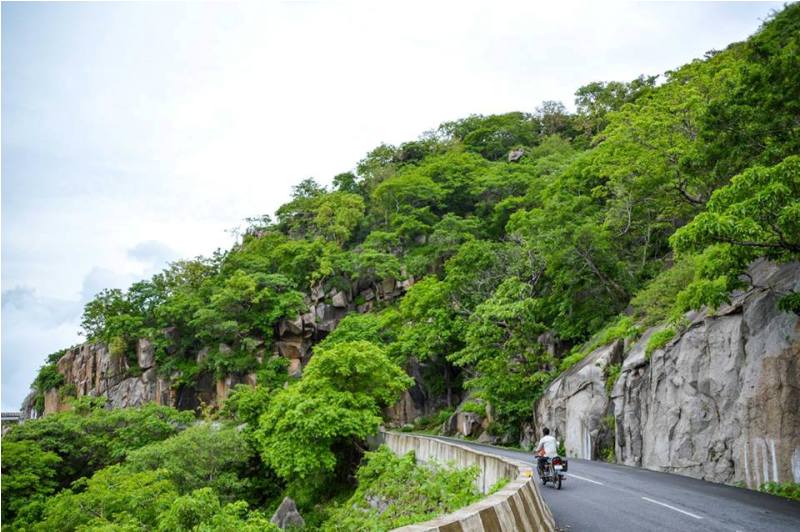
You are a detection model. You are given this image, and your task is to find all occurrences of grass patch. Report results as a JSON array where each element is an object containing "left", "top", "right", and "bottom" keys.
[{"left": 645, "top": 328, "right": 676, "bottom": 360}]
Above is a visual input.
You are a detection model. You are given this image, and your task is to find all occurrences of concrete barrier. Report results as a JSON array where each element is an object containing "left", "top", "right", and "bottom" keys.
[{"left": 378, "top": 431, "right": 556, "bottom": 532}]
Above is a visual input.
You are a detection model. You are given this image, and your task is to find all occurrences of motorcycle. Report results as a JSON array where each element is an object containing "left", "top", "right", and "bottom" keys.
[{"left": 538, "top": 456, "right": 567, "bottom": 489}]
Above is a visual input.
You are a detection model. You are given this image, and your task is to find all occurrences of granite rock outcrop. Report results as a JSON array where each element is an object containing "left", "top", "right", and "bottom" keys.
[
  {"left": 534, "top": 261, "right": 800, "bottom": 488},
  {"left": 31, "top": 278, "right": 420, "bottom": 417}
]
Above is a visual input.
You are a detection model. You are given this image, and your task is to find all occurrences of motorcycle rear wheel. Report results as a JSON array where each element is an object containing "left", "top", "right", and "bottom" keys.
[{"left": 556, "top": 475, "right": 562, "bottom": 490}]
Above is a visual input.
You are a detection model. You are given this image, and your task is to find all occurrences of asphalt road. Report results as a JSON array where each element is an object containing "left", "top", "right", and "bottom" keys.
[{"left": 432, "top": 436, "right": 800, "bottom": 532}]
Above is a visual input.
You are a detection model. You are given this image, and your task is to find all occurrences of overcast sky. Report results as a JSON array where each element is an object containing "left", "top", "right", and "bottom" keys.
[{"left": 1, "top": 1, "right": 783, "bottom": 410}]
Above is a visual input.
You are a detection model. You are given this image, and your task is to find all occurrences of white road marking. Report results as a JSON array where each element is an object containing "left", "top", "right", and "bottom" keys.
[
  {"left": 567, "top": 474, "right": 604, "bottom": 485},
  {"left": 641, "top": 496, "right": 703, "bottom": 520}
]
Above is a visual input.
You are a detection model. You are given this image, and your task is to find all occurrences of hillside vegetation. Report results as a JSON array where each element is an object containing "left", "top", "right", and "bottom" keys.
[{"left": 7, "top": 4, "right": 800, "bottom": 530}]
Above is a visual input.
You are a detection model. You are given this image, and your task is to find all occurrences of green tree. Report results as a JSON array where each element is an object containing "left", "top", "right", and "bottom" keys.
[
  {"left": 256, "top": 341, "right": 411, "bottom": 482},
  {"left": 191, "top": 270, "right": 304, "bottom": 351},
  {"left": 395, "top": 277, "right": 464, "bottom": 406},
  {"left": 670, "top": 156, "right": 800, "bottom": 312},
  {"left": 451, "top": 278, "right": 553, "bottom": 437},
  {"left": 439, "top": 112, "right": 541, "bottom": 161},
  {"left": 1, "top": 440, "right": 62, "bottom": 524},
  {"left": 573, "top": 75, "right": 657, "bottom": 139},
  {"left": 3, "top": 400, "right": 193, "bottom": 492},
  {"left": 33, "top": 466, "right": 178, "bottom": 531},
  {"left": 126, "top": 423, "right": 270, "bottom": 504},
  {"left": 156, "top": 488, "right": 278, "bottom": 532}
]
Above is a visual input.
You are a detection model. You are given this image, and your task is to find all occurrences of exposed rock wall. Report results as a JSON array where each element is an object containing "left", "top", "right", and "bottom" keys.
[
  {"left": 40, "top": 340, "right": 178, "bottom": 414},
  {"left": 535, "top": 261, "right": 800, "bottom": 488},
  {"left": 535, "top": 340, "right": 623, "bottom": 459},
  {"left": 33, "top": 277, "right": 422, "bottom": 417}
]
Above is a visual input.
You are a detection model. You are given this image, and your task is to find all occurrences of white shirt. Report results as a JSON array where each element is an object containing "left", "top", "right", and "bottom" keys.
[{"left": 537, "top": 435, "right": 558, "bottom": 457}]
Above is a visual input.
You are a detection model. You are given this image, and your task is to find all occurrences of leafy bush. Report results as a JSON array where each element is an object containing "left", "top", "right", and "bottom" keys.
[
  {"left": 20, "top": 465, "right": 277, "bottom": 532},
  {"left": 3, "top": 400, "right": 193, "bottom": 493},
  {"left": 321, "top": 446, "right": 481, "bottom": 530},
  {"left": 488, "top": 477, "right": 510, "bottom": 494},
  {"left": 630, "top": 255, "right": 698, "bottom": 325},
  {"left": 126, "top": 423, "right": 275, "bottom": 505},
  {"left": 560, "top": 316, "right": 640, "bottom": 372},
  {"left": 601, "top": 447, "right": 616, "bottom": 463},
  {"left": 460, "top": 401, "right": 485, "bottom": 415},
  {"left": 759, "top": 482, "right": 800, "bottom": 501}
]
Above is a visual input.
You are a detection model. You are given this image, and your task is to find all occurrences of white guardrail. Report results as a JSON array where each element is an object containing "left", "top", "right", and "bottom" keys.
[{"left": 377, "top": 430, "right": 556, "bottom": 532}]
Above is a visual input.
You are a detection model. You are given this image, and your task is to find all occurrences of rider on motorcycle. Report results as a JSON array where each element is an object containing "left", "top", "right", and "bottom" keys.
[{"left": 535, "top": 427, "right": 559, "bottom": 475}]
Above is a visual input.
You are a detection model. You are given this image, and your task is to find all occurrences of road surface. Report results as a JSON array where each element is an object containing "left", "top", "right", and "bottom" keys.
[{"left": 433, "top": 436, "right": 800, "bottom": 531}]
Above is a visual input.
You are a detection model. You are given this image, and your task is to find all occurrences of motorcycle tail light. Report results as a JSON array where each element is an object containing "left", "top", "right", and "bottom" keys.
[{"left": 553, "top": 457, "right": 562, "bottom": 465}]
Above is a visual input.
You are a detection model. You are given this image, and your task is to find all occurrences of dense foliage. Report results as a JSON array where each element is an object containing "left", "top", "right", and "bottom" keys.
[
  {"left": 759, "top": 481, "right": 800, "bottom": 502},
  {"left": 13, "top": 5, "right": 800, "bottom": 528},
  {"left": 255, "top": 341, "right": 412, "bottom": 489},
  {"left": 322, "top": 446, "right": 482, "bottom": 531}
]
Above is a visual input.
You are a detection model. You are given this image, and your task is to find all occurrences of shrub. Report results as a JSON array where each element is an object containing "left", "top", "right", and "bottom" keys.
[
  {"left": 460, "top": 401, "right": 485, "bottom": 415},
  {"left": 604, "top": 363, "right": 621, "bottom": 394},
  {"left": 630, "top": 256, "right": 697, "bottom": 326},
  {"left": 321, "top": 446, "right": 481, "bottom": 530},
  {"left": 3, "top": 401, "right": 193, "bottom": 492},
  {"left": 759, "top": 482, "right": 800, "bottom": 501},
  {"left": 645, "top": 328, "right": 676, "bottom": 360},
  {"left": 125, "top": 423, "right": 273, "bottom": 505},
  {"left": 560, "top": 316, "right": 641, "bottom": 373}
]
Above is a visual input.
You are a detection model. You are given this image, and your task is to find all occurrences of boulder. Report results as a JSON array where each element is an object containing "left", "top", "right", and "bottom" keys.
[
  {"left": 477, "top": 431, "right": 500, "bottom": 445},
  {"left": 378, "top": 278, "right": 397, "bottom": 298},
  {"left": 443, "top": 403, "right": 485, "bottom": 438},
  {"left": 366, "top": 494, "right": 390, "bottom": 514},
  {"left": 284, "top": 316, "right": 304, "bottom": 336},
  {"left": 270, "top": 497, "right": 305, "bottom": 529},
  {"left": 457, "top": 412, "right": 483, "bottom": 437},
  {"left": 507, "top": 148, "right": 525, "bottom": 162},
  {"left": 331, "top": 290, "right": 348, "bottom": 308},
  {"left": 360, "top": 288, "right": 375, "bottom": 302},
  {"left": 137, "top": 338, "right": 155, "bottom": 369},
  {"left": 20, "top": 390, "right": 37, "bottom": 420},
  {"left": 43, "top": 389, "right": 62, "bottom": 414},
  {"left": 614, "top": 263, "right": 800, "bottom": 487},
  {"left": 310, "top": 284, "right": 324, "bottom": 302},
  {"left": 288, "top": 358, "right": 302, "bottom": 378},
  {"left": 275, "top": 338, "right": 307, "bottom": 360},
  {"left": 519, "top": 422, "right": 536, "bottom": 451}
]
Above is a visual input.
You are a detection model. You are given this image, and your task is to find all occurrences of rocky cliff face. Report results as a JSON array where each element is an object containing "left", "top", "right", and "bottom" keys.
[
  {"left": 535, "top": 261, "right": 800, "bottom": 489},
  {"left": 29, "top": 277, "right": 425, "bottom": 418},
  {"left": 535, "top": 340, "right": 623, "bottom": 459}
]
